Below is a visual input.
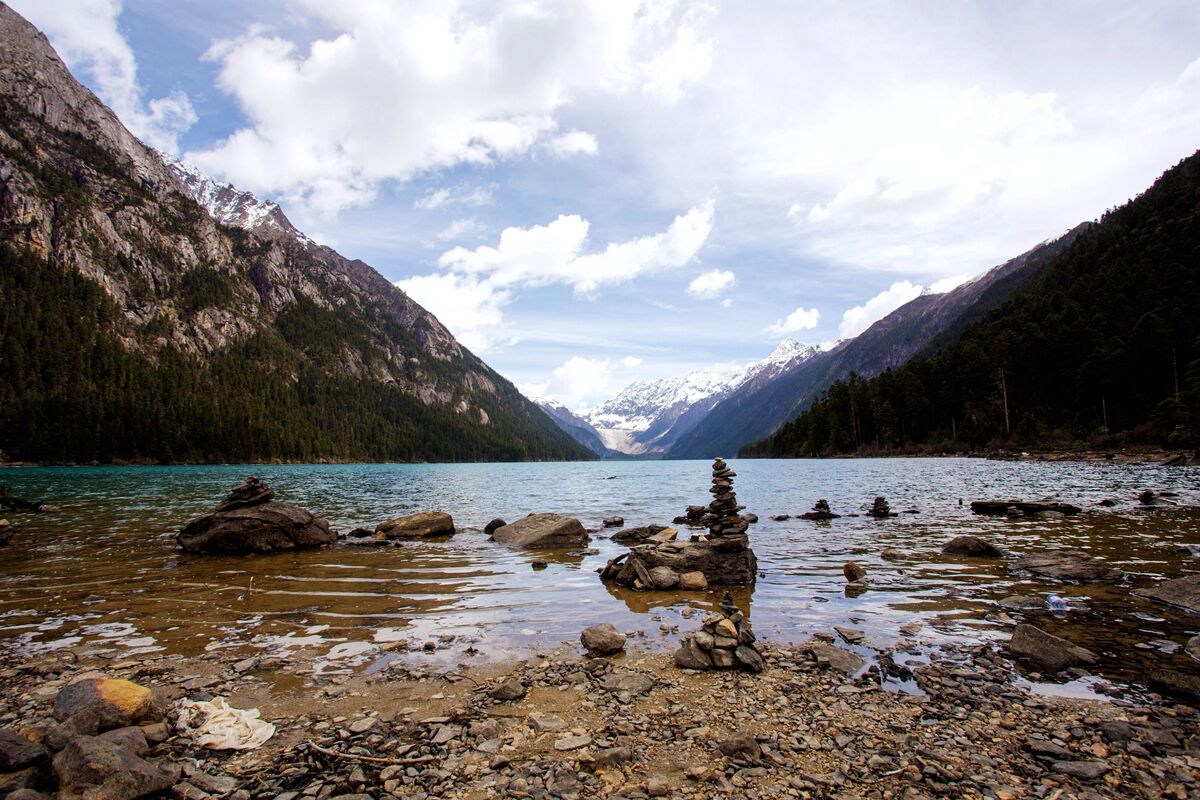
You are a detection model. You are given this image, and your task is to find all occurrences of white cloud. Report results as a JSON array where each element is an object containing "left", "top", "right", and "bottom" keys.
[
  {"left": 546, "top": 130, "right": 599, "bottom": 158},
  {"left": 414, "top": 184, "right": 496, "bottom": 211},
  {"left": 520, "top": 356, "right": 614, "bottom": 411},
  {"left": 686, "top": 268, "right": 736, "bottom": 299},
  {"left": 928, "top": 273, "right": 973, "bottom": 294},
  {"left": 11, "top": 0, "right": 196, "bottom": 153},
  {"left": 622, "top": 356, "right": 643, "bottom": 367},
  {"left": 766, "top": 306, "right": 820, "bottom": 336},
  {"left": 394, "top": 273, "right": 512, "bottom": 354},
  {"left": 433, "top": 217, "right": 479, "bottom": 242},
  {"left": 414, "top": 188, "right": 451, "bottom": 210},
  {"left": 186, "top": 1, "right": 711, "bottom": 214},
  {"left": 439, "top": 200, "right": 714, "bottom": 295},
  {"left": 836, "top": 280, "right": 923, "bottom": 340}
]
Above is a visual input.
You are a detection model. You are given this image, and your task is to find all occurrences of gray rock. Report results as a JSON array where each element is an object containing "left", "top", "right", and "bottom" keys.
[
  {"left": 716, "top": 731, "right": 761, "bottom": 764},
  {"left": 673, "top": 637, "right": 713, "bottom": 670},
  {"left": 1007, "top": 624, "right": 1098, "bottom": 673},
  {"left": 0, "top": 729, "right": 47, "bottom": 771},
  {"left": 97, "top": 727, "right": 149, "bottom": 757},
  {"left": 1187, "top": 634, "right": 1200, "bottom": 662},
  {"left": 1136, "top": 573, "right": 1200, "bottom": 613},
  {"left": 1010, "top": 550, "right": 1123, "bottom": 583},
  {"left": 614, "top": 541, "right": 756, "bottom": 587},
  {"left": 803, "top": 639, "right": 864, "bottom": 676},
  {"left": 374, "top": 511, "right": 455, "bottom": 539},
  {"left": 1051, "top": 760, "right": 1109, "bottom": 780},
  {"left": 997, "top": 594, "right": 1045, "bottom": 611},
  {"left": 599, "top": 673, "right": 653, "bottom": 696},
  {"left": 593, "top": 747, "right": 633, "bottom": 769},
  {"left": 528, "top": 715, "right": 568, "bottom": 733},
  {"left": 178, "top": 501, "right": 334, "bottom": 555},
  {"left": 735, "top": 645, "right": 764, "bottom": 672},
  {"left": 580, "top": 623, "right": 626, "bottom": 656},
  {"left": 553, "top": 734, "right": 591, "bottom": 751},
  {"left": 602, "top": 516, "right": 624, "bottom": 527},
  {"left": 942, "top": 535, "right": 1003, "bottom": 558},
  {"left": 647, "top": 566, "right": 679, "bottom": 590},
  {"left": 491, "top": 513, "right": 588, "bottom": 548},
  {"left": 488, "top": 677, "right": 526, "bottom": 701},
  {"left": 53, "top": 736, "right": 178, "bottom": 800}
]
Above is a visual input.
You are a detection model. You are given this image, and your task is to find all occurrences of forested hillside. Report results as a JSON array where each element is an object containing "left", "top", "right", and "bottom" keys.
[
  {"left": 746, "top": 151, "right": 1200, "bottom": 457},
  {"left": 0, "top": 5, "right": 589, "bottom": 464}
]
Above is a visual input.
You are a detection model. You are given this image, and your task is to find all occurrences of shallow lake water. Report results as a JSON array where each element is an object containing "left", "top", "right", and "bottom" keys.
[{"left": 1, "top": 458, "right": 1198, "bottom": 691}]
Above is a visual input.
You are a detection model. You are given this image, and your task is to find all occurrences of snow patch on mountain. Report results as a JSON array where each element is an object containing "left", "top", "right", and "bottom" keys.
[
  {"left": 163, "top": 157, "right": 314, "bottom": 246},
  {"left": 584, "top": 339, "right": 819, "bottom": 454}
]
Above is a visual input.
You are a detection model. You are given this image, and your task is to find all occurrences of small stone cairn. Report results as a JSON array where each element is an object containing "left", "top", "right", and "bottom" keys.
[
  {"left": 673, "top": 592, "right": 764, "bottom": 672},
  {"left": 800, "top": 498, "right": 839, "bottom": 521},
  {"left": 700, "top": 458, "right": 751, "bottom": 552},
  {"left": 868, "top": 496, "right": 895, "bottom": 518}
]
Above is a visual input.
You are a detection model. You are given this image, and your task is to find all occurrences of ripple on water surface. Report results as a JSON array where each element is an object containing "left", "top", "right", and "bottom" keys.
[{"left": 0, "top": 458, "right": 1198, "bottom": 687}]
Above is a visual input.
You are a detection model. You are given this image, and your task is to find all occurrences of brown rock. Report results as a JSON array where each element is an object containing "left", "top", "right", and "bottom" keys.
[
  {"left": 717, "top": 731, "right": 761, "bottom": 764},
  {"left": 374, "top": 511, "right": 455, "bottom": 540},
  {"left": 1010, "top": 551, "right": 1123, "bottom": 583},
  {"left": 1008, "top": 624, "right": 1098, "bottom": 673},
  {"left": 843, "top": 562, "right": 867, "bottom": 582},
  {"left": 52, "top": 736, "right": 178, "bottom": 800},
  {"left": 177, "top": 503, "right": 334, "bottom": 555},
  {"left": 580, "top": 624, "right": 626, "bottom": 656},
  {"left": 0, "top": 730, "right": 47, "bottom": 771},
  {"left": 491, "top": 514, "right": 588, "bottom": 548},
  {"left": 53, "top": 680, "right": 155, "bottom": 732},
  {"left": 677, "top": 571, "right": 707, "bottom": 591},
  {"left": 942, "top": 535, "right": 1003, "bottom": 558},
  {"left": 673, "top": 638, "right": 713, "bottom": 670}
]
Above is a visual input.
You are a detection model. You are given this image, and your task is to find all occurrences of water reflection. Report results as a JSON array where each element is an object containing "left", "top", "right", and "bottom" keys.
[{"left": 0, "top": 458, "right": 1196, "bottom": 688}]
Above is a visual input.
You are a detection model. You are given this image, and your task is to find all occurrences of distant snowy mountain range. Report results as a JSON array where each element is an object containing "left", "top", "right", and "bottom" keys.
[{"left": 535, "top": 339, "right": 819, "bottom": 456}]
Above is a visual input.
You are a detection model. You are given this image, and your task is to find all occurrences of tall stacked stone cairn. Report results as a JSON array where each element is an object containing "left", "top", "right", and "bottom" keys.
[
  {"left": 673, "top": 591, "right": 764, "bottom": 672},
  {"left": 600, "top": 458, "right": 757, "bottom": 588}
]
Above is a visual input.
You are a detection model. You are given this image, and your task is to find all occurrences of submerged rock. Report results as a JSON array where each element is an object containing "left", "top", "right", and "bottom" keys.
[
  {"left": 375, "top": 511, "right": 455, "bottom": 539},
  {"left": 971, "top": 500, "right": 1082, "bottom": 516},
  {"left": 491, "top": 513, "right": 588, "bottom": 548},
  {"left": 1135, "top": 573, "right": 1200, "bottom": 614},
  {"left": 843, "top": 561, "right": 867, "bottom": 582},
  {"left": 177, "top": 478, "right": 334, "bottom": 555},
  {"left": 1148, "top": 669, "right": 1200, "bottom": 702},
  {"left": 1007, "top": 624, "right": 1098, "bottom": 673},
  {"left": 1010, "top": 550, "right": 1123, "bottom": 583},
  {"left": 483, "top": 518, "right": 507, "bottom": 535},
  {"left": 942, "top": 535, "right": 1004, "bottom": 558}
]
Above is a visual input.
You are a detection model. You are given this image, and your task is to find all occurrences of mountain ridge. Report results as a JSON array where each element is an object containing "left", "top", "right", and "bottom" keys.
[{"left": 0, "top": 2, "right": 590, "bottom": 464}]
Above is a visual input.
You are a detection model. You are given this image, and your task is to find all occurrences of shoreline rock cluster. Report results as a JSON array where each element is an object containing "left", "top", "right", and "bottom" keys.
[
  {"left": 601, "top": 459, "right": 757, "bottom": 589},
  {"left": 673, "top": 592, "right": 764, "bottom": 673},
  {"left": 177, "top": 478, "right": 335, "bottom": 555}
]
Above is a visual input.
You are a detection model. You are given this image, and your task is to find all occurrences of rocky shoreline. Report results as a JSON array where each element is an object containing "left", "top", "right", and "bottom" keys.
[{"left": 2, "top": 629, "right": 1197, "bottom": 800}]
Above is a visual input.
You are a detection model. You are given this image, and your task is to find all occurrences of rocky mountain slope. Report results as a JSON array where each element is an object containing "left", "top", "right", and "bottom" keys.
[
  {"left": 533, "top": 400, "right": 615, "bottom": 458},
  {"left": 0, "top": 3, "right": 589, "bottom": 463},
  {"left": 665, "top": 226, "right": 1090, "bottom": 458},
  {"left": 569, "top": 340, "right": 819, "bottom": 456}
]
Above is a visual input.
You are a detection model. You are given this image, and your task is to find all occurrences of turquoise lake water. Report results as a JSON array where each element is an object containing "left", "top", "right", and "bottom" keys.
[{"left": 0, "top": 458, "right": 1197, "bottom": 688}]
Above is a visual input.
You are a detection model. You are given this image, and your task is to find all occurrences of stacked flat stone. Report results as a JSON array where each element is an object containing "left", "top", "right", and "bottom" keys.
[
  {"left": 672, "top": 592, "right": 764, "bottom": 672},
  {"left": 868, "top": 496, "right": 894, "bottom": 518},
  {"left": 801, "top": 498, "right": 840, "bottom": 521},
  {"left": 701, "top": 458, "right": 750, "bottom": 553}
]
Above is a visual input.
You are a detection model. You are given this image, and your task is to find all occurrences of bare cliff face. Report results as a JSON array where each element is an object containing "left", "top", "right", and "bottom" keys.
[{"left": 0, "top": 2, "right": 587, "bottom": 462}]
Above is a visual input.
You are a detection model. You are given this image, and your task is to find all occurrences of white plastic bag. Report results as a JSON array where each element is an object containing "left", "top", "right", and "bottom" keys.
[{"left": 171, "top": 697, "right": 276, "bottom": 750}]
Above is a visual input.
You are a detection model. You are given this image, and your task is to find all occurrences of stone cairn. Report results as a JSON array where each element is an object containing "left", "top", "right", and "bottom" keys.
[
  {"left": 868, "top": 496, "right": 894, "bottom": 518},
  {"left": 673, "top": 591, "right": 764, "bottom": 672},
  {"left": 800, "top": 498, "right": 840, "bottom": 520},
  {"left": 216, "top": 476, "right": 275, "bottom": 511},
  {"left": 699, "top": 458, "right": 751, "bottom": 552}
]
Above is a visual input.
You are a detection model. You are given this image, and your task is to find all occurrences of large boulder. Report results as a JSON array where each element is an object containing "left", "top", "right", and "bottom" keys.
[
  {"left": 1007, "top": 624, "right": 1098, "bottom": 673},
  {"left": 375, "top": 511, "right": 455, "bottom": 540},
  {"left": 52, "top": 736, "right": 177, "bottom": 800},
  {"left": 942, "top": 535, "right": 1003, "bottom": 558},
  {"left": 1010, "top": 550, "right": 1123, "bottom": 583},
  {"left": 491, "top": 514, "right": 588, "bottom": 548},
  {"left": 177, "top": 478, "right": 334, "bottom": 555},
  {"left": 53, "top": 679, "right": 156, "bottom": 732},
  {"left": 178, "top": 503, "right": 334, "bottom": 555},
  {"left": 580, "top": 624, "right": 626, "bottom": 656}
]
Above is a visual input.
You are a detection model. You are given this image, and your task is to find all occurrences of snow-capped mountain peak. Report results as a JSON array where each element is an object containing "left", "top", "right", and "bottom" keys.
[
  {"left": 163, "top": 157, "right": 313, "bottom": 246},
  {"left": 583, "top": 340, "right": 820, "bottom": 454}
]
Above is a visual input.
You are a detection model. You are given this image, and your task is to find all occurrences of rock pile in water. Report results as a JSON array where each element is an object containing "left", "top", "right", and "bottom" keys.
[
  {"left": 673, "top": 592, "right": 764, "bottom": 672},
  {"left": 177, "top": 477, "right": 335, "bottom": 555},
  {"left": 868, "top": 496, "right": 895, "bottom": 518},
  {"left": 801, "top": 499, "right": 839, "bottom": 520},
  {"left": 600, "top": 459, "right": 757, "bottom": 588},
  {"left": 700, "top": 458, "right": 750, "bottom": 552}
]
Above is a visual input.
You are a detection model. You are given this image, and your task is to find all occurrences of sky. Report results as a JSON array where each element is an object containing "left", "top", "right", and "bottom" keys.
[{"left": 15, "top": 0, "right": 1200, "bottom": 411}]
